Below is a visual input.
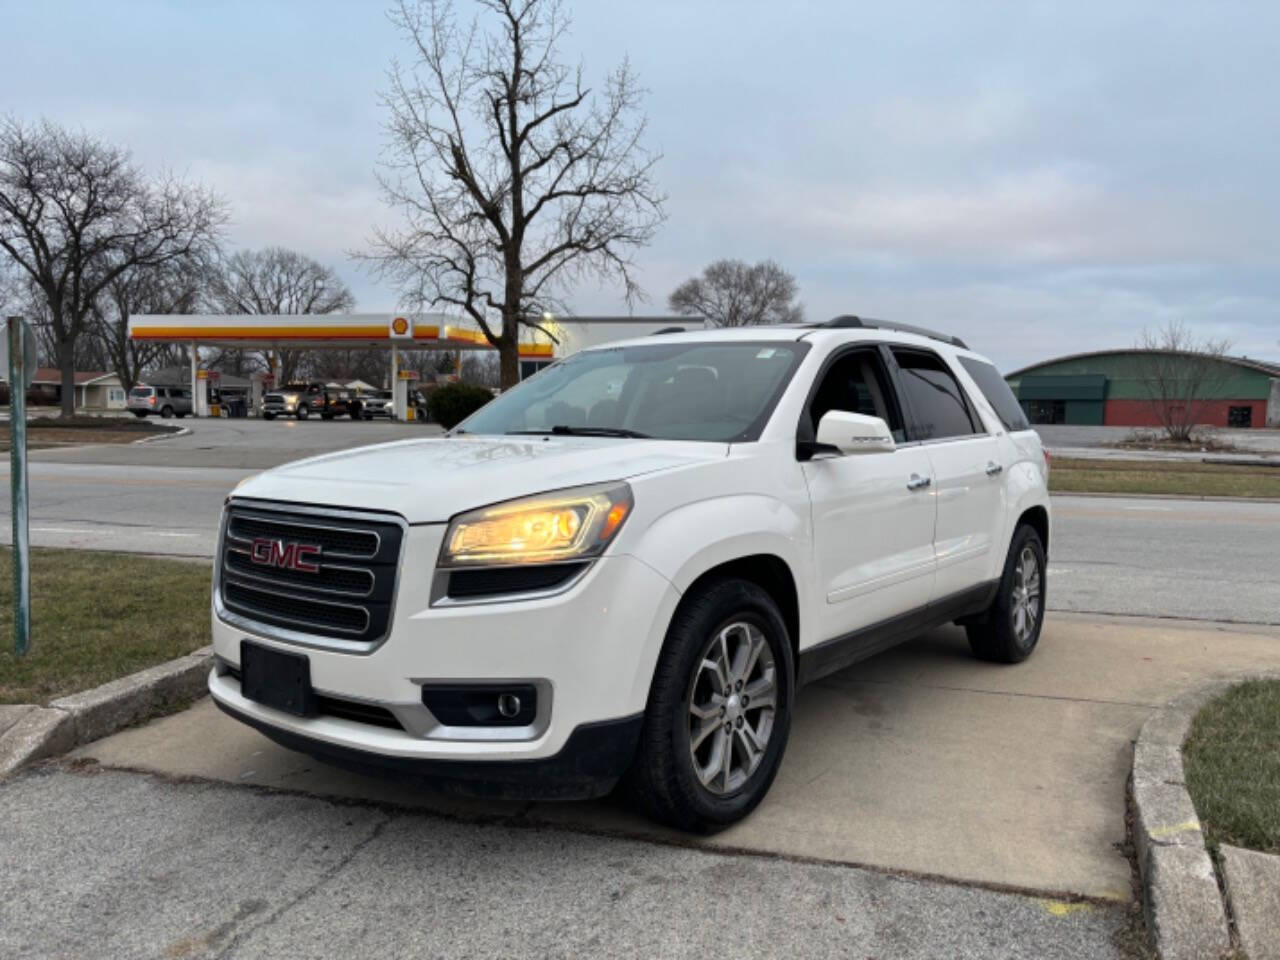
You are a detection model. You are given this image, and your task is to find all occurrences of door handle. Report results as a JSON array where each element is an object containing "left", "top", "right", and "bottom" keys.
[
  {"left": 906, "top": 473, "right": 932, "bottom": 491},
  {"left": 985, "top": 461, "right": 1004, "bottom": 476}
]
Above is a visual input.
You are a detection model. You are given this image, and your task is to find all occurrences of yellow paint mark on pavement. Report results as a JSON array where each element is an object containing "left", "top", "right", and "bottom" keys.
[
  {"left": 1038, "top": 900, "right": 1095, "bottom": 917},
  {"left": 1149, "top": 819, "right": 1201, "bottom": 839}
]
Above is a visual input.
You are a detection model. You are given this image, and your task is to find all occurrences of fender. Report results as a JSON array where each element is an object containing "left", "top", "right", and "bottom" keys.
[
  {"left": 1002, "top": 459, "right": 1052, "bottom": 557},
  {"left": 624, "top": 493, "right": 815, "bottom": 644}
]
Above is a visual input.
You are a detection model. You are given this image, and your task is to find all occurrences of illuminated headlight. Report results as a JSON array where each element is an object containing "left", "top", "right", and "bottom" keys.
[{"left": 439, "top": 483, "right": 633, "bottom": 567}]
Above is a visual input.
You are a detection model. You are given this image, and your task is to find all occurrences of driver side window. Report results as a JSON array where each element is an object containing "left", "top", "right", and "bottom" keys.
[{"left": 807, "top": 349, "right": 906, "bottom": 443}]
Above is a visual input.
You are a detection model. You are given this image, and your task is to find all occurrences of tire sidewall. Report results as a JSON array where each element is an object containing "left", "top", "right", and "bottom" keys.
[
  {"left": 657, "top": 580, "right": 794, "bottom": 829},
  {"left": 1001, "top": 526, "right": 1047, "bottom": 657}
]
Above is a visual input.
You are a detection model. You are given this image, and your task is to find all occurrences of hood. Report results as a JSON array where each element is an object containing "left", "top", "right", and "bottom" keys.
[{"left": 232, "top": 435, "right": 727, "bottom": 523}]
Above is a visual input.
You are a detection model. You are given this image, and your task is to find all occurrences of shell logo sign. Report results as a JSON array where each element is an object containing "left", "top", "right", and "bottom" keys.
[{"left": 389, "top": 315, "right": 412, "bottom": 339}]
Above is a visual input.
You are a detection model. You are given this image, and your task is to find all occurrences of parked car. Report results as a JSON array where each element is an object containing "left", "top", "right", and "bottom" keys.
[
  {"left": 359, "top": 390, "right": 393, "bottom": 419},
  {"left": 211, "top": 317, "right": 1050, "bottom": 831},
  {"left": 128, "top": 385, "right": 192, "bottom": 418},
  {"left": 261, "top": 383, "right": 361, "bottom": 420}
]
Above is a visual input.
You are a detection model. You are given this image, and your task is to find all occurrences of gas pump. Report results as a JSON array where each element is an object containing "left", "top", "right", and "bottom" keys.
[{"left": 393, "top": 368, "right": 420, "bottom": 421}]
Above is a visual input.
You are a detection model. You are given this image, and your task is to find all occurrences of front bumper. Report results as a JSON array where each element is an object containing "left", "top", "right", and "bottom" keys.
[{"left": 209, "top": 522, "right": 680, "bottom": 789}]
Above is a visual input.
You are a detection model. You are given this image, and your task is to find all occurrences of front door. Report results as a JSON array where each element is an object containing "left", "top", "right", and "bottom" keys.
[{"left": 802, "top": 348, "right": 938, "bottom": 642}]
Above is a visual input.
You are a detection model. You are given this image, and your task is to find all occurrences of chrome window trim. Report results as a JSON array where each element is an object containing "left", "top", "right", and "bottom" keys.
[{"left": 214, "top": 498, "right": 408, "bottom": 655}]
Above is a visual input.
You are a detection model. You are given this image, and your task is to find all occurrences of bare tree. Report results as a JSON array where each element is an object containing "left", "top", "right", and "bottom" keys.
[
  {"left": 364, "top": 0, "right": 665, "bottom": 388},
  {"left": 1135, "top": 320, "right": 1234, "bottom": 442},
  {"left": 0, "top": 118, "right": 226, "bottom": 415},
  {"left": 92, "top": 258, "right": 205, "bottom": 390},
  {"left": 669, "top": 259, "right": 804, "bottom": 327},
  {"left": 205, "top": 246, "right": 355, "bottom": 382}
]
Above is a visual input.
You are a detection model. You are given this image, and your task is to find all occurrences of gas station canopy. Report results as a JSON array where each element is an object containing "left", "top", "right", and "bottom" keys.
[{"left": 127, "top": 313, "right": 555, "bottom": 356}]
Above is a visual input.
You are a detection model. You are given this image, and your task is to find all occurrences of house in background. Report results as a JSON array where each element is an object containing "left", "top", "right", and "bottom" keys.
[{"left": 14, "top": 369, "right": 127, "bottom": 410}]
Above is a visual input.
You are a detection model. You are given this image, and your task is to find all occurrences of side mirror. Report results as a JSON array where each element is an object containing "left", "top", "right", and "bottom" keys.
[{"left": 815, "top": 410, "right": 896, "bottom": 455}]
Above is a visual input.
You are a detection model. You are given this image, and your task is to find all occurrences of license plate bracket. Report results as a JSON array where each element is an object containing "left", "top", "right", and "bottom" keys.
[{"left": 240, "top": 640, "right": 317, "bottom": 717}]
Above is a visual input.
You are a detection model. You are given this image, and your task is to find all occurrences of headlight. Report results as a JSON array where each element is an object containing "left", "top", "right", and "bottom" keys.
[{"left": 439, "top": 483, "right": 633, "bottom": 567}]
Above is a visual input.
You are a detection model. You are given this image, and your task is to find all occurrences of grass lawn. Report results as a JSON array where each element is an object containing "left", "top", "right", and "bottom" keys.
[
  {"left": 1183, "top": 678, "right": 1280, "bottom": 855},
  {"left": 0, "top": 547, "right": 211, "bottom": 705},
  {"left": 1049, "top": 457, "right": 1280, "bottom": 498},
  {"left": 0, "top": 416, "right": 180, "bottom": 451}
]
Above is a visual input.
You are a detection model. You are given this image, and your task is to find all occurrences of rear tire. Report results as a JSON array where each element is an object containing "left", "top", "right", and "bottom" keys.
[
  {"left": 160, "top": 405, "right": 174, "bottom": 418},
  {"left": 623, "top": 577, "right": 794, "bottom": 832},
  {"left": 965, "top": 524, "right": 1046, "bottom": 663}
]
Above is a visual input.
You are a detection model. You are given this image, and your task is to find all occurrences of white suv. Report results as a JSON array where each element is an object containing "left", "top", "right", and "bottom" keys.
[{"left": 209, "top": 317, "right": 1050, "bottom": 830}]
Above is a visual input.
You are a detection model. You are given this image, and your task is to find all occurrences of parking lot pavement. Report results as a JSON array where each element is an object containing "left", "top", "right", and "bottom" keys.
[
  {"left": 0, "top": 769, "right": 1128, "bottom": 960},
  {"left": 31, "top": 416, "right": 444, "bottom": 469},
  {"left": 72, "top": 612, "right": 1280, "bottom": 904}
]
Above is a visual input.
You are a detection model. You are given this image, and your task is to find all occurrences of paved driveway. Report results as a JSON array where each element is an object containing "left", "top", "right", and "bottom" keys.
[{"left": 73, "top": 613, "right": 1280, "bottom": 901}]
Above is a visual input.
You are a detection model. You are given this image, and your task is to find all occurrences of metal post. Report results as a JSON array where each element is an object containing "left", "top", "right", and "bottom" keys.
[
  {"left": 390, "top": 345, "right": 400, "bottom": 421},
  {"left": 7, "top": 317, "right": 31, "bottom": 656}
]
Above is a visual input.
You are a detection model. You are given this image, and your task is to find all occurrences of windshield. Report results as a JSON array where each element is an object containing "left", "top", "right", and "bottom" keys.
[{"left": 457, "top": 340, "right": 808, "bottom": 442}]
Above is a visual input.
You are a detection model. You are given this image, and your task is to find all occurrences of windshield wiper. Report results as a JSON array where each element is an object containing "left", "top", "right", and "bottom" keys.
[{"left": 507, "top": 425, "right": 652, "bottom": 439}]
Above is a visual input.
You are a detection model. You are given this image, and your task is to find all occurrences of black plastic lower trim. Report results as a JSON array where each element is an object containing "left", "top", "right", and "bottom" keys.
[
  {"left": 214, "top": 697, "right": 643, "bottom": 800},
  {"left": 798, "top": 579, "right": 999, "bottom": 686}
]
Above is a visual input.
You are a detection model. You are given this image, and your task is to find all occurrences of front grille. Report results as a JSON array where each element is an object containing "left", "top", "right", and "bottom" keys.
[{"left": 219, "top": 503, "right": 404, "bottom": 646}]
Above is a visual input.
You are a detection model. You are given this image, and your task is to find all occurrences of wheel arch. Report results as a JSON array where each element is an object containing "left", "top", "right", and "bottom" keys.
[
  {"left": 1016, "top": 503, "right": 1050, "bottom": 554},
  {"left": 679, "top": 554, "right": 801, "bottom": 662}
]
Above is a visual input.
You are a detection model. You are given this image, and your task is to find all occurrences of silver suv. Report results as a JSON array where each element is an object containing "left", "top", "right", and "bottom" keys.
[{"left": 128, "top": 385, "right": 192, "bottom": 418}]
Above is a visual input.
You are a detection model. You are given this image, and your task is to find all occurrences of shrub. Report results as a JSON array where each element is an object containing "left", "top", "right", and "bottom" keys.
[{"left": 426, "top": 382, "right": 493, "bottom": 429}]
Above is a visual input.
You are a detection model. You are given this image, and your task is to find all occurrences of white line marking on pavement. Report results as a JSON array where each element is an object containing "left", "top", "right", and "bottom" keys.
[
  {"left": 1121, "top": 505, "right": 1173, "bottom": 511},
  {"left": 31, "top": 526, "right": 200, "bottom": 538}
]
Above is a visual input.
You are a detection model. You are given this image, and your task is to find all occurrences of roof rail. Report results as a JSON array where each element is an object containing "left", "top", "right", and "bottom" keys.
[
  {"left": 651, "top": 326, "right": 686, "bottom": 335},
  {"left": 819, "top": 315, "right": 968, "bottom": 350}
]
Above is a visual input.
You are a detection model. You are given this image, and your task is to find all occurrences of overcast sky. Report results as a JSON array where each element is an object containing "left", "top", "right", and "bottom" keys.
[{"left": 6, "top": 0, "right": 1279, "bottom": 370}]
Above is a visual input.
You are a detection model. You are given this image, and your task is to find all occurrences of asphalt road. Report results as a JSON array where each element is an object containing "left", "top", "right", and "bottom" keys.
[
  {"left": 0, "top": 767, "right": 1129, "bottom": 960},
  {"left": 2, "top": 419, "right": 1277, "bottom": 622}
]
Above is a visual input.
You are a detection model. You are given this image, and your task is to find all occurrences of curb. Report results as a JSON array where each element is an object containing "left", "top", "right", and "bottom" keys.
[
  {"left": 0, "top": 646, "right": 211, "bottom": 779},
  {"left": 1051, "top": 491, "right": 1280, "bottom": 504},
  {"left": 133, "top": 424, "right": 191, "bottom": 444},
  {"left": 1131, "top": 673, "right": 1280, "bottom": 959}
]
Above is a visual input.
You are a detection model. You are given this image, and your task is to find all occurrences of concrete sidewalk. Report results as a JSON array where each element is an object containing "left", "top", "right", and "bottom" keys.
[{"left": 72, "top": 612, "right": 1280, "bottom": 901}]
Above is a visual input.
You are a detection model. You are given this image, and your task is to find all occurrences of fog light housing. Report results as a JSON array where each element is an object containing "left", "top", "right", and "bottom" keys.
[{"left": 421, "top": 684, "right": 537, "bottom": 727}]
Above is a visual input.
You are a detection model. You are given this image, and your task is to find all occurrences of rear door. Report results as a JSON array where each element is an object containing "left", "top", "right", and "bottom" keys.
[
  {"left": 888, "top": 347, "right": 1005, "bottom": 600},
  {"left": 801, "top": 346, "right": 938, "bottom": 641}
]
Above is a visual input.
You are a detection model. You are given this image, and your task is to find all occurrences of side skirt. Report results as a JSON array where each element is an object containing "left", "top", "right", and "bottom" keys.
[{"left": 797, "top": 580, "right": 999, "bottom": 687}]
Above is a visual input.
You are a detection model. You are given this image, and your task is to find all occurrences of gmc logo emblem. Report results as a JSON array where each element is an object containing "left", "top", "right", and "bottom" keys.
[{"left": 250, "top": 538, "right": 322, "bottom": 573}]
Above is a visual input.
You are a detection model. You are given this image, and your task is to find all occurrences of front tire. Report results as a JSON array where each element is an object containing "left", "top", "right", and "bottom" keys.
[
  {"left": 624, "top": 578, "right": 794, "bottom": 832},
  {"left": 965, "top": 524, "right": 1046, "bottom": 663},
  {"left": 262, "top": 412, "right": 275, "bottom": 421},
  {"left": 296, "top": 405, "right": 309, "bottom": 420}
]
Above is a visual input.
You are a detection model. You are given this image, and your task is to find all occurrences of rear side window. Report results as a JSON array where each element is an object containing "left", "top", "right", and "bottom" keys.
[
  {"left": 129, "top": 387, "right": 153, "bottom": 398},
  {"left": 958, "top": 357, "right": 1030, "bottom": 432},
  {"left": 891, "top": 349, "right": 980, "bottom": 441}
]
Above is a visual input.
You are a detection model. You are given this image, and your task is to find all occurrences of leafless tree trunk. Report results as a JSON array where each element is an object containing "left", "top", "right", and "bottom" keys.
[
  {"left": 1135, "top": 321, "right": 1234, "bottom": 442},
  {"left": 669, "top": 259, "right": 804, "bottom": 327},
  {"left": 204, "top": 246, "right": 356, "bottom": 383},
  {"left": 92, "top": 258, "right": 207, "bottom": 390},
  {"left": 363, "top": 0, "right": 665, "bottom": 388},
  {"left": 0, "top": 118, "right": 226, "bottom": 415}
]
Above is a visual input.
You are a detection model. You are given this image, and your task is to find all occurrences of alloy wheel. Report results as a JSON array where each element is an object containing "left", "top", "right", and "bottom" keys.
[
  {"left": 1011, "top": 545, "right": 1042, "bottom": 645},
  {"left": 685, "top": 620, "right": 777, "bottom": 795}
]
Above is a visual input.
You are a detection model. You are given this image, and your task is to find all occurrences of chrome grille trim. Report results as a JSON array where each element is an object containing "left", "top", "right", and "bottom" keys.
[{"left": 214, "top": 499, "right": 408, "bottom": 654}]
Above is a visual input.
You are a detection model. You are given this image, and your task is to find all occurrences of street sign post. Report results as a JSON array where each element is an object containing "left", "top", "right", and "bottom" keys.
[{"left": 5, "top": 316, "right": 34, "bottom": 657}]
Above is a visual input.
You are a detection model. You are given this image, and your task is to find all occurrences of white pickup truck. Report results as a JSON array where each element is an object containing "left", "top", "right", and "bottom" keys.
[{"left": 209, "top": 317, "right": 1050, "bottom": 831}]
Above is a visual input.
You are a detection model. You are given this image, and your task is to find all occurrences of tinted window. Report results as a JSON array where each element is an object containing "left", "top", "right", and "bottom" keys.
[
  {"left": 891, "top": 349, "right": 979, "bottom": 441},
  {"left": 958, "top": 357, "right": 1030, "bottom": 432},
  {"left": 807, "top": 350, "right": 906, "bottom": 443},
  {"left": 459, "top": 341, "right": 808, "bottom": 442},
  {"left": 129, "top": 387, "right": 153, "bottom": 398}
]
